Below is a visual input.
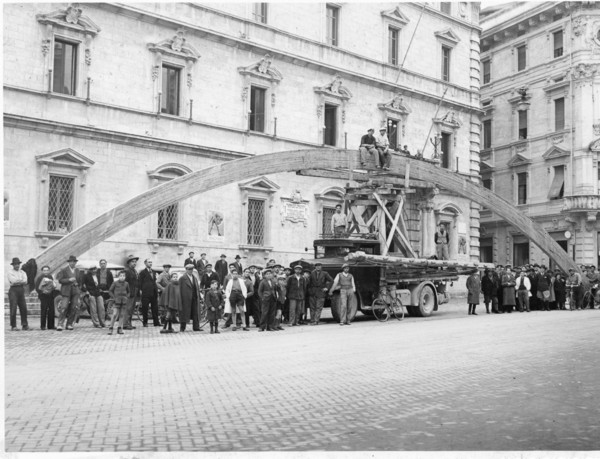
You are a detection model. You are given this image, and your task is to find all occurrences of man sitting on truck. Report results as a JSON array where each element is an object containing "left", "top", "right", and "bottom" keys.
[{"left": 359, "top": 128, "right": 379, "bottom": 168}]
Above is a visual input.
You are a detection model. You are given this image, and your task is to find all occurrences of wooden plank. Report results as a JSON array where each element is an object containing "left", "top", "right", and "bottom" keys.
[
  {"left": 373, "top": 192, "right": 416, "bottom": 258},
  {"left": 34, "top": 149, "right": 584, "bottom": 282},
  {"left": 383, "top": 197, "right": 403, "bottom": 256}
]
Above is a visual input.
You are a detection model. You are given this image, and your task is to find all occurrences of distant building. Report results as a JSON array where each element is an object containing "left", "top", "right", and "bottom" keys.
[
  {"left": 4, "top": 2, "right": 482, "bottom": 271},
  {"left": 480, "top": 1, "right": 600, "bottom": 268}
]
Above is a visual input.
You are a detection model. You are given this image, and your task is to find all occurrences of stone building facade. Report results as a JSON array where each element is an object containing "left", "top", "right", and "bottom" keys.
[
  {"left": 480, "top": 1, "right": 600, "bottom": 268},
  {"left": 4, "top": 2, "right": 483, "bottom": 272}
]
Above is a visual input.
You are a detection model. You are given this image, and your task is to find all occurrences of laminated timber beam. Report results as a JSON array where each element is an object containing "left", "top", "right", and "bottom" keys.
[
  {"left": 296, "top": 168, "right": 434, "bottom": 189},
  {"left": 34, "top": 149, "right": 584, "bottom": 281}
]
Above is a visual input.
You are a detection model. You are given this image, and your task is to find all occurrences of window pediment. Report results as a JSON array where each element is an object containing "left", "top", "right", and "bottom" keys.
[
  {"left": 238, "top": 54, "right": 283, "bottom": 84},
  {"left": 239, "top": 176, "right": 280, "bottom": 194},
  {"left": 433, "top": 110, "right": 462, "bottom": 130},
  {"left": 507, "top": 153, "right": 531, "bottom": 167},
  {"left": 147, "top": 163, "right": 192, "bottom": 181},
  {"left": 381, "top": 7, "right": 410, "bottom": 26},
  {"left": 589, "top": 137, "right": 600, "bottom": 152},
  {"left": 480, "top": 161, "right": 494, "bottom": 172},
  {"left": 542, "top": 146, "right": 570, "bottom": 160},
  {"left": 147, "top": 28, "right": 200, "bottom": 63},
  {"left": 435, "top": 28, "right": 460, "bottom": 46},
  {"left": 314, "top": 74, "right": 353, "bottom": 101},
  {"left": 378, "top": 93, "right": 411, "bottom": 116},
  {"left": 36, "top": 148, "right": 95, "bottom": 170},
  {"left": 36, "top": 3, "right": 101, "bottom": 36}
]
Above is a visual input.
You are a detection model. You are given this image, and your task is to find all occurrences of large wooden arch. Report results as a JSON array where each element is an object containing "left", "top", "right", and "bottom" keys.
[{"left": 35, "top": 149, "right": 580, "bottom": 277}]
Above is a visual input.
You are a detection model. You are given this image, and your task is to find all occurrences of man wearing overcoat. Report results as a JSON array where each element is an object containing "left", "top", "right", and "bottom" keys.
[
  {"left": 179, "top": 264, "right": 202, "bottom": 332},
  {"left": 56, "top": 255, "right": 82, "bottom": 330},
  {"left": 308, "top": 262, "right": 333, "bottom": 325},
  {"left": 139, "top": 259, "right": 160, "bottom": 327}
]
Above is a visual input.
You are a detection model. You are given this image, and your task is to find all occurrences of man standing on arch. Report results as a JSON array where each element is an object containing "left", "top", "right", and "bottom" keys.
[{"left": 435, "top": 222, "right": 450, "bottom": 260}]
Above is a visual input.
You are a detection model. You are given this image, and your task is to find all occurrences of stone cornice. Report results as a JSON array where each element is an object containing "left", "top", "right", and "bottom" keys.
[
  {"left": 102, "top": 3, "right": 481, "bottom": 113},
  {"left": 4, "top": 113, "right": 251, "bottom": 162}
]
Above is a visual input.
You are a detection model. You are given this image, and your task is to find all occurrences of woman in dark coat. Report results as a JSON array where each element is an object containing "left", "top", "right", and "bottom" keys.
[
  {"left": 160, "top": 273, "right": 181, "bottom": 333},
  {"left": 501, "top": 267, "right": 517, "bottom": 313},
  {"left": 554, "top": 272, "right": 567, "bottom": 310},
  {"left": 466, "top": 271, "right": 481, "bottom": 315}
]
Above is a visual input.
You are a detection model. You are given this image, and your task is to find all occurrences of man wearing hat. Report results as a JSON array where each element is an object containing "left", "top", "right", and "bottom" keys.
[
  {"left": 329, "top": 263, "right": 356, "bottom": 325},
  {"left": 308, "top": 262, "right": 333, "bottom": 325},
  {"left": 331, "top": 204, "right": 348, "bottom": 238},
  {"left": 139, "top": 259, "right": 160, "bottom": 327},
  {"left": 500, "top": 265, "right": 516, "bottom": 313},
  {"left": 82, "top": 265, "right": 106, "bottom": 328},
  {"left": 214, "top": 254, "right": 229, "bottom": 288},
  {"left": 197, "top": 253, "right": 209, "bottom": 277},
  {"left": 7, "top": 257, "right": 30, "bottom": 331},
  {"left": 585, "top": 265, "right": 599, "bottom": 309},
  {"left": 257, "top": 269, "right": 278, "bottom": 331},
  {"left": 123, "top": 255, "right": 140, "bottom": 330},
  {"left": 56, "top": 255, "right": 82, "bottom": 330},
  {"left": 434, "top": 222, "right": 450, "bottom": 261},
  {"left": 375, "top": 126, "right": 392, "bottom": 170},
  {"left": 183, "top": 252, "right": 197, "bottom": 270},
  {"left": 156, "top": 264, "right": 173, "bottom": 324},
  {"left": 180, "top": 263, "right": 202, "bottom": 332},
  {"left": 232, "top": 255, "right": 243, "bottom": 275},
  {"left": 359, "top": 128, "right": 379, "bottom": 167},
  {"left": 200, "top": 263, "right": 220, "bottom": 291},
  {"left": 286, "top": 264, "right": 307, "bottom": 326}
]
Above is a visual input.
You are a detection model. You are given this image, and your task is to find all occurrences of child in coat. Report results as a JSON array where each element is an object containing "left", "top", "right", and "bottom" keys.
[
  {"left": 160, "top": 272, "right": 181, "bottom": 334},
  {"left": 204, "top": 279, "right": 224, "bottom": 334},
  {"left": 108, "top": 271, "right": 130, "bottom": 335}
]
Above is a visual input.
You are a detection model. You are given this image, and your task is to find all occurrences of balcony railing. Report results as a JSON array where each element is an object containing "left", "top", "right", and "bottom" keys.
[{"left": 563, "top": 195, "right": 600, "bottom": 212}]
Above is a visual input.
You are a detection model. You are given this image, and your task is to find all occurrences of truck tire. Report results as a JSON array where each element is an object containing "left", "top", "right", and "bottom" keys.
[
  {"left": 330, "top": 292, "right": 358, "bottom": 323},
  {"left": 414, "top": 285, "right": 436, "bottom": 317}
]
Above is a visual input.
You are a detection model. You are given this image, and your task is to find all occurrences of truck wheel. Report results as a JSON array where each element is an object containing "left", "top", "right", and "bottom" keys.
[
  {"left": 330, "top": 293, "right": 358, "bottom": 323},
  {"left": 415, "top": 285, "right": 436, "bottom": 317}
]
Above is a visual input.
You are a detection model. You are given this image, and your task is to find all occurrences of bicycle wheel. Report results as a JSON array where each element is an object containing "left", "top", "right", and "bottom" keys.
[
  {"left": 582, "top": 291, "right": 592, "bottom": 309},
  {"left": 391, "top": 298, "right": 405, "bottom": 321},
  {"left": 372, "top": 298, "right": 389, "bottom": 322}
]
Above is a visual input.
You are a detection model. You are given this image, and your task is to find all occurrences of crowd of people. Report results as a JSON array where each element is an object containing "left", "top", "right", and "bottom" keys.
[
  {"left": 7, "top": 252, "right": 358, "bottom": 335},
  {"left": 465, "top": 263, "right": 599, "bottom": 315}
]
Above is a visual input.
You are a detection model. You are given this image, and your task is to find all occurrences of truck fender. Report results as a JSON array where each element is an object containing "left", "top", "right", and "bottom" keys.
[{"left": 410, "top": 281, "right": 438, "bottom": 311}]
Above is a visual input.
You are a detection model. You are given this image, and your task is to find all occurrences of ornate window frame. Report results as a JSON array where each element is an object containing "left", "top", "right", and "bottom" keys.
[
  {"left": 381, "top": 7, "right": 409, "bottom": 66},
  {"left": 238, "top": 54, "right": 283, "bottom": 135},
  {"left": 36, "top": 3, "right": 101, "bottom": 98},
  {"left": 435, "top": 28, "right": 460, "bottom": 82},
  {"left": 238, "top": 176, "right": 280, "bottom": 255},
  {"left": 314, "top": 74, "right": 353, "bottom": 146},
  {"left": 34, "top": 148, "right": 95, "bottom": 247},
  {"left": 378, "top": 93, "right": 411, "bottom": 147},
  {"left": 147, "top": 28, "right": 200, "bottom": 118},
  {"left": 314, "top": 186, "right": 345, "bottom": 237},
  {"left": 146, "top": 163, "right": 192, "bottom": 252}
]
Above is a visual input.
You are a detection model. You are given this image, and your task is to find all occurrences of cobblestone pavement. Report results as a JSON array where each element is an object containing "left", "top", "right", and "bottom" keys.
[{"left": 5, "top": 300, "right": 600, "bottom": 452}]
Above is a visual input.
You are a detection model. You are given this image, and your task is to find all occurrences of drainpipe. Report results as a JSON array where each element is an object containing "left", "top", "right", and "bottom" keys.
[{"left": 569, "top": 9, "right": 574, "bottom": 197}]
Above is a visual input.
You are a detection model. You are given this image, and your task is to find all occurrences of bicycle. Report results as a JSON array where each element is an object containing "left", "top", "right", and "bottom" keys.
[
  {"left": 582, "top": 283, "right": 599, "bottom": 309},
  {"left": 371, "top": 286, "right": 404, "bottom": 322}
]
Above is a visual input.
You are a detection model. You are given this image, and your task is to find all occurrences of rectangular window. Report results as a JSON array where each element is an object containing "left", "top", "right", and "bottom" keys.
[
  {"left": 483, "top": 119, "right": 492, "bottom": 149},
  {"left": 517, "top": 172, "right": 528, "bottom": 205},
  {"left": 322, "top": 206, "right": 336, "bottom": 237},
  {"left": 517, "top": 45, "right": 526, "bottom": 71},
  {"left": 161, "top": 65, "right": 180, "bottom": 115},
  {"left": 53, "top": 39, "right": 77, "bottom": 95},
  {"left": 253, "top": 3, "right": 268, "bottom": 23},
  {"left": 324, "top": 104, "right": 337, "bottom": 146},
  {"left": 548, "top": 165, "right": 565, "bottom": 200},
  {"left": 553, "top": 30, "right": 563, "bottom": 58},
  {"left": 480, "top": 240, "right": 493, "bottom": 263},
  {"left": 482, "top": 60, "right": 491, "bottom": 84},
  {"left": 387, "top": 119, "right": 399, "bottom": 150},
  {"left": 388, "top": 27, "right": 399, "bottom": 66},
  {"left": 518, "top": 111, "right": 528, "bottom": 139},
  {"left": 441, "top": 132, "right": 451, "bottom": 169},
  {"left": 326, "top": 5, "right": 339, "bottom": 46},
  {"left": 555, "top": 97, "right": 565, "bottom": 131},
  {"left": 157, "top": 204, "right": 178, "bottom": 240},
  {"left": 482, "top": 178, "right": 492, "bottom": 190},
  {"left": 249, "top": 86, "right": 266, "bottom": 132},
  {"left": 440, "top": 2, "right": 452, "bottom": 14},
  {"left": 247, "top": 198, "right": 265, "bottom": 246},
  {"left": 513, "top": 242, "right": 530, "bottom": 266},
  {"left": 442, "top": 46, "right": 451, "bottom": 82},
  {"left": 48, "top": 175, "right": 74, "bottom": 233}
]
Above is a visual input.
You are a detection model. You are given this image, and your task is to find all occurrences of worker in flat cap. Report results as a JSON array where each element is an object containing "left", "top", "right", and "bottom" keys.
[
  {"left": 200, "top": 263, "right": 220, "bottom": 291},
  {"left": 56, "top": 255, "right": 82, "bottom": 331},
  {"left": 123, "top": 255, "right": 140, "bottom": 330},
  {"left": 308, "top": 262, "right": 333, "bottom": 325},
  {"left": 7, "top": 257, "right": 30, "bottom": 331},
  {"left": 329, "top": 263, "right": 356, "bottom": 325},
  {"left": 214, "top": 254, "right": 229, "bottom": 288},
  {"left": 285, "top": 264, "right": 307, "bottom": 326}
]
